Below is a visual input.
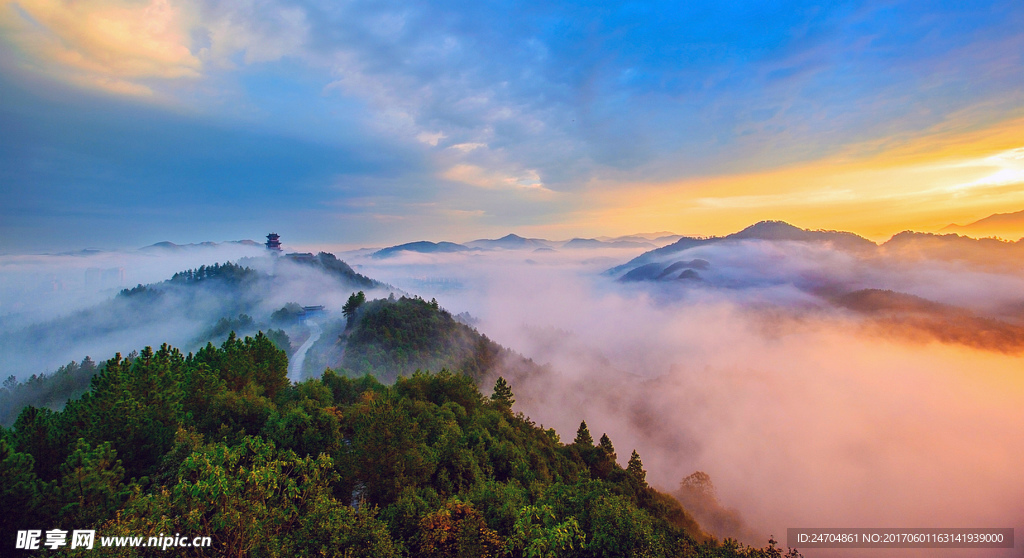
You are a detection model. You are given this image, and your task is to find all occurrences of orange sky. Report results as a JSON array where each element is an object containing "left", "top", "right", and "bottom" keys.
[{"left": 540, "top": 114, "right": 1024, "bottom": 242}]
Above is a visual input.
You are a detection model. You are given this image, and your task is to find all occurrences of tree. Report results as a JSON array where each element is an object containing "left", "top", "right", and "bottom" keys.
[
  {"left": 680, "top": 471, "right": 715, "bottom": 499},
  {"left": 490, "top": 376, "right": 515, "bottom": 409},
  {"left": 103, "top": 436, "right": 399, "bottom": 558},
  {"left": 0, "top": 438, "right": 43, "bottom": 546},
  {"left": 343, "top": 291, "right": 367, "bottom": 328},
  {"left": 574, "top": 421, "right": 593, "bottom": 446},
  {"left": 507, "top": 504, "right": 584, "bottom": 558},
  {"left": 418, "top": 500, "right": 502, "bottom": 558},
  {"left": 265, "top": 328, "right": 292, "bottom": 354},
  {"left": 627, "top": 450, "right": 647, "bottom": 487},
  {"left": 599, "top": 433, "right": 616, "bottom": 460},
  {"left": 56, "top": 439, "right": 127, "bottom": 528}
]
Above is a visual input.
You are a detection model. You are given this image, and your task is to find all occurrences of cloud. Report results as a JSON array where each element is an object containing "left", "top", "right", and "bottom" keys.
[
  {"left": 442, "top": 164, "right": 548, "bottom": 192},
  {"left": 347, "top": 236, "right": 1024, "bottom": 547},
  {"left": 944, "top": 146, "right": 1024, "bottom": 192},
  {"left": 4, "top": 227, "right": 1024, "bottom": 548},
  {"left": 1, "top": 0, "right": 201, "bottom": 93},
  {"left": 197, "top": 0, "right": 309, "bottom": 67},
  {"left": 448, "top": 142, "right": 485, "bottom": 153},
  {"left": 4, "top": 0, "right": 1024, "bottom": 250},
  {"left": 416, "top": 131, "right": 445, "bottom": 146}
]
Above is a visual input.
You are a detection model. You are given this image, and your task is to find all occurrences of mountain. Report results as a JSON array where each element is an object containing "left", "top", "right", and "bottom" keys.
[
  {"left": 140, "top": 239, "right": 261, "bottom": 251},
  {"left": 880, "top": 231, "right": 1024, "bottom": 270},
  {"left": 597, "top": 232, "right": 682, "bottom": 244},
  {"left": 608, "top": 220, "right": 875, "bottom": 277},
  {"left": 0, "top": 317, "right": 781, "bottom": 558},
  {"left": 466, "top": 233, "right": 552, "bottom": 250},
  {"left": 280, "top": 251, "right": 380, "bottom": 288},
  {"left": 726, "top": 220, "right": 873, "bottom": 250},
  {"left": 940, "top": 209, "right": 1024, "bottom": 239},
  {"left": 371, "top": 233, "right": 670, "bottom": 256},
  {"left": 371, "top": 240, "right": 471, "bottom": 258},
  {"left": 562, "top": 238, "right": 655, "bottom": 249},
  {"left": 833, "top": 288, "right": 1024, "bottom": 352},
  {"left": 313, "top": 294, "right": 542, "bottom": 383},
  {"left": 0, "top": 266, "right": 792, "bottom": 558},
  {"left": 0, "top": 252, "right": 383, "bottom": 380},
  {"left": 617, "top": 259, "right": 710, "bottom": 283}
]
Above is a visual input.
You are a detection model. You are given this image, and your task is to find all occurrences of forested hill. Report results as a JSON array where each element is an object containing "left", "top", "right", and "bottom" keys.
[
  {"left": 0, "top": 260, "right": 533, "bottom": 424},
  {"left": 299, "top": 294, "right": 543, "bottom": 384},
  {"left": 0, "top": 252, "right": 385, "bottom": 383},
  {"left": 1, "top": 334, "right": 798, "bottom": 557}
]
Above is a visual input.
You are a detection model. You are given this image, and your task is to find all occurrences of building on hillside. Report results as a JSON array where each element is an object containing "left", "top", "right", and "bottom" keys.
[
  {"left": 300, "top": 305, "right": 326, "bottom": 318},
  {"left": 266, "top": 233, "right": 282, "bottom": 251}
]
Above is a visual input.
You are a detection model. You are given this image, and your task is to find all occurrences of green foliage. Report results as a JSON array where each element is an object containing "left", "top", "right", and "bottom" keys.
[
  {"left": 56, "top": 439, "right": 128, "bottom": 528},
  {"left": 11, "top": 405, "right": 70, "bottom": 481},
  {"left": 627, "top": 450, "right": 647, "bottom": 488},
  {"left": 508, "top": 504, "right": 585, "bottom": 558},
  {"left": 169, "top": 262, "right": 258, "bottom": 286},
  {"left": 117, "top": 284, "right": 158, "bottom": 299},
  {"left": 342, "top": 295, "right": 524, "bottom": 382},
  {"left": 0, "top": 438, "right": 44, "bottom": 547},
  {"left": 264, "top": 328, "right": 292, "bottom": 354},
  {"left": 296, "top": 252, "right": 379, "bottom": 288},
  {"left": 3, "top": 337, "right": 799, "bottom": 558},
  {"left": 65, "top": 345, "right": 187, "bottom": 478},
  {"left": 0, "top": 357, "right": 98, "bottom": 426},
  {"left": 321, "top": 369, "right": 386, "bottom": 405},
  {"left": 574, "top": 421, "right": 594, "bottom": 446},
  {"left": 193, "top": 331, "right": 289, "bottom": 401},
  {"left": 200, "top": 314, "right": 255, "bottom": 343},
  {"left": 271, "top": 302, "right": 303, "bottom": 324},
  {"left": 491, "top": 376, "right": 515, "bottom": 410},
  {"left": 418, "top": 500, "right": 502, "bottom": 558},
  {"left": 102, "top": 436, "right": 399, "bottom": 558},
  {"left": 343, "top": 290, "right": 367, "bottom": 328},
  {"left": 599, "top": 434, "right": 616, "bottom": 460}
]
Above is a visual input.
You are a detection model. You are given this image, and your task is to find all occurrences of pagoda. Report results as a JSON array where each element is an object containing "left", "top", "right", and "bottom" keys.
[{"left": 266, "top": 233, "right": 282, "bottom": 251}]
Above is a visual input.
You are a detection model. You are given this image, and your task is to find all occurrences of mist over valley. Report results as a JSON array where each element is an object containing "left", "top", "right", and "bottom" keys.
[{"left": 3, "top": 223, "right": 1022, "bottom": 555}]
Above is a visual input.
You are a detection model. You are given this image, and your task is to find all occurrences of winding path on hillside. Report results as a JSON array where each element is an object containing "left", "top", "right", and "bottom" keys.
[{"left": 288, "top": 319, "right": 321, "bottom": 381}]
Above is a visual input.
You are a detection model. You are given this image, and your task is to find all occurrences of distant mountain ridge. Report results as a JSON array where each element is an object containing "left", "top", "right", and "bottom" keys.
[
  {"left": 608, "top": 220, "right": 876, "bottom": 276},
  {"left": 141, "top": 239, "right": 261, "bottom": 251},
  {"left": 940, "top": 209, "right": 1024, "bottom": 239},
  {"left": 372, "top": 241, "right": 473, "bottom": 258},
  {"left": 370, "top": 232, "right": 676, "bottom": 257},
  {"left": 0, "top": 251, "right": 384, "bottom": 379},
  {"left": 606, "top": 221, "right": 1024, "bottom": 353},
  {"left": 465, "top": 233, "right": 552, "bottom": 250},
  {"left": 609, "top": 219, "right": 1024, "bottom": 280},
  {"left": 564, "top": 238, "right": 654, "bottom": 249}
]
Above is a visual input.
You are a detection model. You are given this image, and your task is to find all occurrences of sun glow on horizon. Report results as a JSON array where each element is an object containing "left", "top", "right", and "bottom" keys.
[{"left": 556, "top": 115, "right": 1024, "bottom": 242}]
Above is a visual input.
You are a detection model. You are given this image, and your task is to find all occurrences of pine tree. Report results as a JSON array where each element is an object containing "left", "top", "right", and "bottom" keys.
[
  {"left": 342, "top": 291, "right": 366, "bottom": 328},
  {"left": 57, "top": 439, "right": 128, "bottom": 527},
  {"left": 598, "top": 433, "right": 616, "bottom": 460},
  {"left": 574, "top": 421, "right": 593, "bottom": 446},
  {"left": 490, "top": 376, "right": 515, "bottom": 409},
  {"left": 627, "top": 450, "right": 647, "bottom": 487},
  {"left": 0, "top": 438, "right": 42, "bottom": 543}
]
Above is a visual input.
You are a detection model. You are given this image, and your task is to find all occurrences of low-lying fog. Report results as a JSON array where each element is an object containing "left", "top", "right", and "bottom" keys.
[
  {"left": 349, "top": 239, "right": 1024, "bottom": 557},
  {"left": 0, "top": 242, "right": 268, "bottom": 329},
  {"left": 2, "top": 234, "right": 1022, "bottom": 556}
]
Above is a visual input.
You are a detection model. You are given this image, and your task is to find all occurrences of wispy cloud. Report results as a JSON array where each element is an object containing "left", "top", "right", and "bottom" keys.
[
  {"left": 1, "top": 0, "right": 200, "bottom": 94},
  {"left": 2, "top": 0, "right": 1024, "bottom": 249}
]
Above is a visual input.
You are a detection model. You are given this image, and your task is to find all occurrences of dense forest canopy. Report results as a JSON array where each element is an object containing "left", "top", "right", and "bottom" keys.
[
  {"left": 0, "top": 257, "right": 802, "bottom": 556},
  {"left": 1, "top": 331, "right": 799, "bottom": 557}
]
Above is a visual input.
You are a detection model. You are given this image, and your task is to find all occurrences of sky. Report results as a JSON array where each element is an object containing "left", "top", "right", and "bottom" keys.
[{"left": 1, "top": 0, "right": 1023, "bottom": 252}]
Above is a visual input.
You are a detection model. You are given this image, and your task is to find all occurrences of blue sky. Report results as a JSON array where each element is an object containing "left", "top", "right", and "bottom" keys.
[{"left": 1, "top": 0, "right": 1023, "bottom": 251}]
